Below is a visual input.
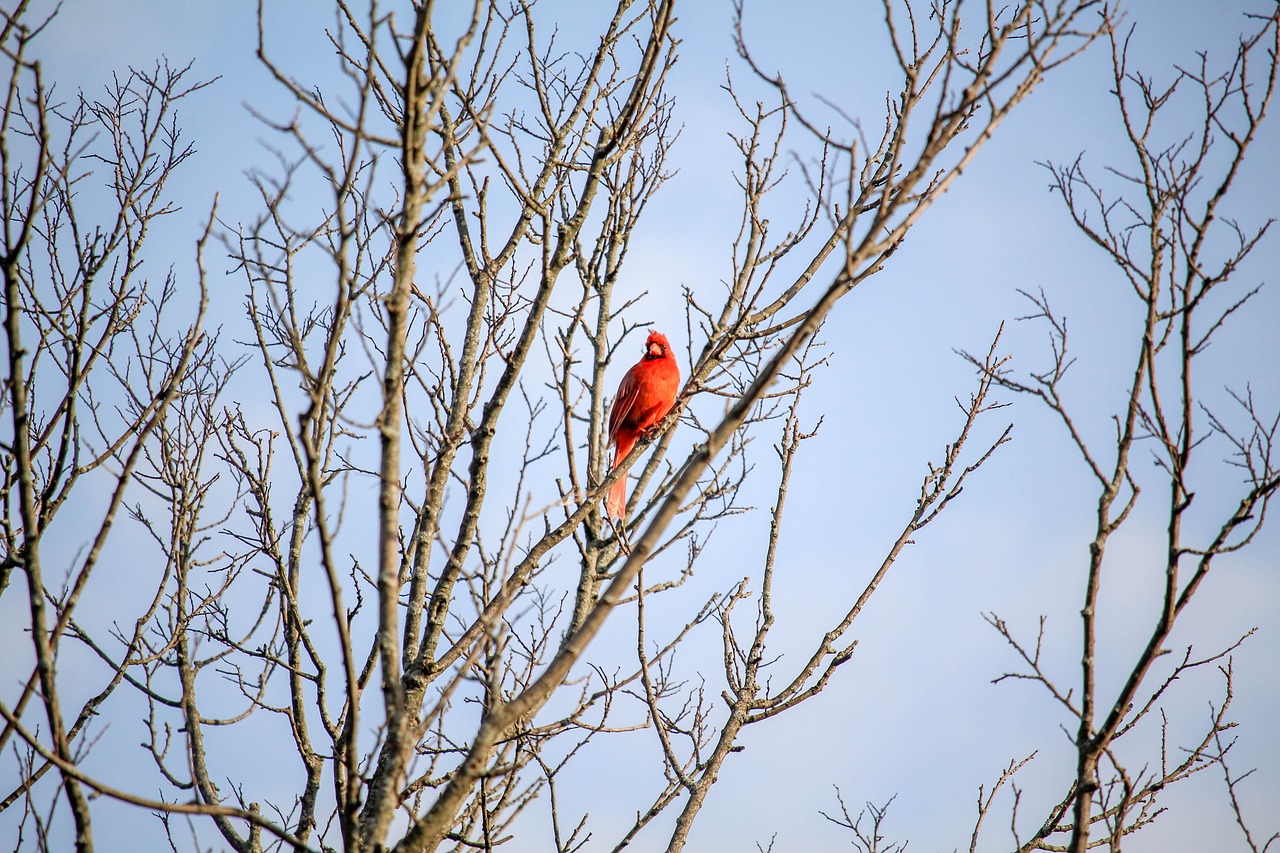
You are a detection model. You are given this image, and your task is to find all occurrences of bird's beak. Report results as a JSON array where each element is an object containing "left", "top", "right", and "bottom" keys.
[{"left": 648, "top": 343, "right": 663, "bottom": 357}]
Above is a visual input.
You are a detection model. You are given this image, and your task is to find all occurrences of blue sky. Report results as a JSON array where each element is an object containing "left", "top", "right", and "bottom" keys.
[{"left": 6, "top": 1, "right": 1279, "bottom": 850}]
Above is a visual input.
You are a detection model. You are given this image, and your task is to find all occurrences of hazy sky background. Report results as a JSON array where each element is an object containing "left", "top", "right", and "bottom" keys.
[{"left": 6, "top": 0, "right": 1279, "bottom": 850}]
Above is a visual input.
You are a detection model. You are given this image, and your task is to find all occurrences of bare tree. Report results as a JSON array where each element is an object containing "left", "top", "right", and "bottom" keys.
[
  {"left": 8, "top": 1, "right": 1272, "bottom": 852},
  {"left": 965, "top": 7, "right": 1280, "bottom": 852},
  {"left": 0, "top": 2, "right": 221, "bottom": 849}
]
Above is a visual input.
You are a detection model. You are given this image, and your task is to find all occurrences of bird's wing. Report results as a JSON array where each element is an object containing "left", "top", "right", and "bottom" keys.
[{"left": 608, "top": 366, "right": 641, "bottom": 441}]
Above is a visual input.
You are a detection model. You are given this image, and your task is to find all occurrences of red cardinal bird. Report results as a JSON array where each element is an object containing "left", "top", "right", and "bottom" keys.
[{"left": 605, "top": 330, "right": 680, "bottom": 519}]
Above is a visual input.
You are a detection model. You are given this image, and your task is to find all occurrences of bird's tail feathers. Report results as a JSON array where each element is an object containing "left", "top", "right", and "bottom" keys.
[
  {"left": 605, "top": 474, "right": 628, "bottom": 519},
  {"left": 606, "top": 436, "right": 637, "bottom": 519}
]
